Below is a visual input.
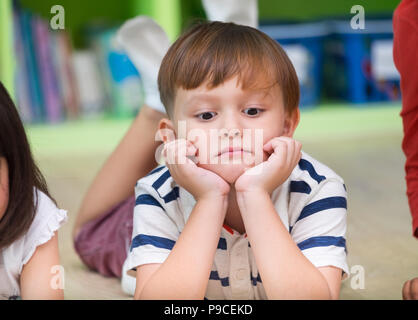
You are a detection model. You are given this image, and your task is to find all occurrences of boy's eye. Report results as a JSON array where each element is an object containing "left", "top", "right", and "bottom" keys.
[
  {"left": 243, "top": 107, "right": 263, "bottom": 116},
  {"left": 197, "top": 112, "right": 216, "bottom": 120}
]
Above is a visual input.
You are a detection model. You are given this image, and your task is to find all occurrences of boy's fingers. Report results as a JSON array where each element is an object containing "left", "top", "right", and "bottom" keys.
[
  {"left": 162, "top": 142, "right": 170, "bottom": 160},
  {"left": 263, "top": 136, "right": 281, "bottom": 153},
  {"left": 263, "top": 138, "right": 303, "bottom": 178},
  {"left": 185, "top": 140, "right": 198, "bottom": 156},
  {"left": 411, "top": 278, "right": 418, "bottom": 299},
  {"left": 403, "top": 280, "right": 412, "bottom": 300},
  {"left": 164, "top": 139, "right": 198, "bottom": 166},
  {"left": 268, "top": 137, "right": 291, "bottom": 155},
  {"left": 165, "top": 143, "right": 176, "bottom": 165},
  {"left": 268, "top": 139, "right": 287, "bottom": 166},
  {"left": 164, "top": 140, "right": 180, "bottom": 164},
  {"left": 263, "top": 138, "right": 278, "bottom": 154},
  {"left": 263, "top": 137, "right": 282, "bottom": 153},
  {"left": 264, "top": 137, "right": 293, "bottom": 153},
  {"left": 263, "top": 141, "right": 272, "bottom": 153},
  {"left": 175, "top": 141, "right": 192, "bottom": 165},
  {"left": 177, "top": 140, "right": 198, "bottom": 165},
  {"left": 271, "top": 137, "right": 302, "bottom": 163}
]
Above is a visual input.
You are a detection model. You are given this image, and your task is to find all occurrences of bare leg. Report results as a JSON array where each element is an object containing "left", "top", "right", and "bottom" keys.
[
  {"left": 72, "top": 105, "right": 166, "bottom": 240},
  {"left": 73, "top": 18, "right": 170, "bottom": 240}
]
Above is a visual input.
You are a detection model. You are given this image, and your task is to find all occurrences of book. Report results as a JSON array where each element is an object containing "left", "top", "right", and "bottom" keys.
[
  {"left": 71, "top": 50, "right": 107, "bottom": 118},
  {"left": 12, "top": 2, "right": 81, "bottom": 124},
  {"left": 20, "top": 9, "right": 45, "bottom": 122},
  {"left": 33, "top": 15, "right": 62, "bottom": 123},
  {"left": 12, "top": 5, "right": 32, "bottom": 123},
  {"left": 51, "top": 31, "right": 79, "bottom": 120}
]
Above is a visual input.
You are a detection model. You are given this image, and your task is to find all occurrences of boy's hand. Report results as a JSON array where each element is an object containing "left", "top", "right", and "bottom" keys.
[
  {"left": 403, "top": 278, "right": 418, "bottom": 300},
  {"left": 163, "top": 138, "right": 230, "bottom": 201},
  {"left": 235, "top": 137, "right": 302, "bottom": 195}
]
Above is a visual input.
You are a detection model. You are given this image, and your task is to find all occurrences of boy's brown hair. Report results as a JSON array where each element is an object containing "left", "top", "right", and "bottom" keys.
[{"left": 158, "top": 21, "right": 300, "bottom": 118}]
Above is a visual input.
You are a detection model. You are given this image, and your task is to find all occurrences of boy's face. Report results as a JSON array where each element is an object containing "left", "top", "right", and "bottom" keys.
[{"left": 160, "top": 76, "right": 299, "bottom": 184}]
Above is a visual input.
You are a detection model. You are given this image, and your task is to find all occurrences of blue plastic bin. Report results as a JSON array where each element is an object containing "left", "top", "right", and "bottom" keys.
[
  {"left": 327, "top": 19, "right": 401, "bottom": 104},
  {"left": 260, "top": 22, "right": 329, "bottom": 108}
]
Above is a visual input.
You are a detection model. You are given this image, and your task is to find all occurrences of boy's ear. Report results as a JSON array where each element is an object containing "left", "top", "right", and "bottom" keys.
[
  {"left": 157, "top": 118, "right": 177, "bottom": 143},
  {"left": 282, "top": 108, "right": 300, "bottom": 138}
]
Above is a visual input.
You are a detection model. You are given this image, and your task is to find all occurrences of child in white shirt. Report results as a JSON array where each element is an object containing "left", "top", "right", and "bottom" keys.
[
  {"left": 125, "top": 21, "right": 348, "bottom": 299},
  {"left": 0, "top": 82, "right": 67, "bottom": 300}
]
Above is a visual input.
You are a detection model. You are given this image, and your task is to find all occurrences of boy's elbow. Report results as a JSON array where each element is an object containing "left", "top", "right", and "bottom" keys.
[
  {"left": 318, "top": 290, "right": 333, "bottom": 300},
  {"left": 134, "top": 285, "right": 149, "bottom": 300},
  {"left": 317, "top": 283, "right": 335, "bottom": 300}
]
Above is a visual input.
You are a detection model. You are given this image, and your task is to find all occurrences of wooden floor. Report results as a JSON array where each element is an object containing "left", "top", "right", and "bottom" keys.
[{"left": 29, "top": 104, "right": 418, "bottom": 300}]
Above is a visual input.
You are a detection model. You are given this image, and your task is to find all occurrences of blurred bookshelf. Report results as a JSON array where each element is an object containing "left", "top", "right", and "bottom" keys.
[
  {"left": 0, "top": 0, "right": 400, "bottom": 126},
  {"left": 0, "top": 0, "right": 186, "bottom": 125}
]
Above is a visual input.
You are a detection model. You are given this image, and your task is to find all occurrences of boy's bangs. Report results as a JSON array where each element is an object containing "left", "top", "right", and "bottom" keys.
[
  {"left": 159, "top": 22, "right": 300, "bottom": 115},
  {"left": 174, "top": 28, "right": 280, "bottom": 92}
]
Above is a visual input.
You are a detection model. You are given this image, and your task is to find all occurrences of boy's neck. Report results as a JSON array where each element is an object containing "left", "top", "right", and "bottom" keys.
[{"left": 224, "top": 184, "right": 246, "bottom": 235}]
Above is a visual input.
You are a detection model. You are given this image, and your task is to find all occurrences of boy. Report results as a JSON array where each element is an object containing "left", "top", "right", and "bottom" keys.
[
  {"left": 123, "top": 21, "right": 348, "bottom": 300},
  {"left": 73, "top": 2, "right": 258, "bottom": 283}
]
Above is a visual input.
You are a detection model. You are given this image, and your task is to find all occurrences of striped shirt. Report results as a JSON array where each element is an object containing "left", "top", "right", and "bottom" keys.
[{"left": 123, "top": 151, "right": 349, "bottom": 299}]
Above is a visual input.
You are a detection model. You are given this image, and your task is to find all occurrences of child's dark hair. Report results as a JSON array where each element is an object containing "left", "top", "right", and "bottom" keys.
[{"left": 0, "top": 82, "right": 55, "bottom": 250}]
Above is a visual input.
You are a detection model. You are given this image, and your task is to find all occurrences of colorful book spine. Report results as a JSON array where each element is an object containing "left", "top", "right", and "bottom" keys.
[
  {"left": 12, "top": 2, "right": 81, "bottom": 124},
  {"left": 20, "top": 10, "right": 45, "bottom": 122},
  {"left": 33, "top": 15, "right": 62, "bottom": 123},
  {"left": 12, "top": 6, "right": 32, "bottom": 123},
  {"left": 51, "top": 31, "right": 79, "bottom": 119}
]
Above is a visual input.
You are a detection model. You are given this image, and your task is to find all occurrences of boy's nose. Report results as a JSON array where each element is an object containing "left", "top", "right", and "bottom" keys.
[
  {"left": 219, "top": 111, "right": 243, "bottom": 138},
  {"left": 219, "top": 128, "right": 241, "bottom": 138}
]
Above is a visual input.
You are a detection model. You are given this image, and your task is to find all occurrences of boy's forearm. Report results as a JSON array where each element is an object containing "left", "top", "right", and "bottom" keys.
[
  {"left": 237, "top": 190, "right": 331, "bottom": 299},
  {"left": 137, "top": 195, "right": 228, "bottom": 300}
]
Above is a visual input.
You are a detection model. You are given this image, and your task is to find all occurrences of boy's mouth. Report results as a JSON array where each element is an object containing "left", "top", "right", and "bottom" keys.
[{"left": 217, "top": 147, "right": 251, "bottom": 157}]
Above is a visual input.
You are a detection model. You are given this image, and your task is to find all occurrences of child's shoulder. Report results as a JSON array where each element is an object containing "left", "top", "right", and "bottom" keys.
[
  {"left": 285, "top": 150, "right": 347, "bottom": 204},
  {"left": 290, "top": 151, "right": 345, "bottom": 186},
  {"left": 2, "top": 189, "right": 67, "bottom": 274},
  {"left": 21, "top": 190, "right": 67, "bottom": 264},
  {"left": 282, "top": 151, "right": 347, "bottom": 231},
  {"left": 135, "top": 164, "right": 173, "bottom": 192},
  {"left": 134, "top": 165, "right": 182, "bottom": 206}
]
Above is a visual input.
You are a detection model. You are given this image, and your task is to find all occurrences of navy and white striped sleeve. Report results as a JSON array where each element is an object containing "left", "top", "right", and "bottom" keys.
[
  {"left": 290, "top": 178, "right": 349, "bottom": 277},
  {"left": 124, "top": 182, "right": 180, "bottom": 272}
]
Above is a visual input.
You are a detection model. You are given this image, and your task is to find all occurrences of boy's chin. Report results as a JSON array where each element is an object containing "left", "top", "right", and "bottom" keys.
[{"left": 198, "top": 162, "right": 251, "bottom": 184}]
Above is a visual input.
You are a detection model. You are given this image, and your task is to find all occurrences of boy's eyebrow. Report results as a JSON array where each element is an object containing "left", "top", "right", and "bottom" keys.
[
  {"left": 184, "top": 93, "right": 219, "bottom": 106},
  {"left": 189, "top": 87, "right": 273, "bottom": 100},
  {"left": 247, "top": 89, "right": 272, "bottom": 100},
  {"left": 182, "top": 85, "right": 277, "bottom": 110}
]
